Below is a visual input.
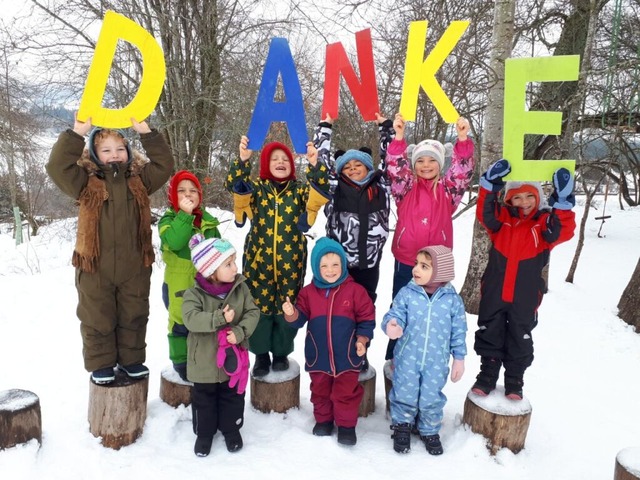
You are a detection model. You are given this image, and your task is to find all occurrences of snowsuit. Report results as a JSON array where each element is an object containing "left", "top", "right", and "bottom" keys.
[
  {"left": 46, "top": 128, "right": 173, "bottom": 371},
  {"left": 384, "top": 136, "right": 474, "bottom": 359},
  {"left": 225, "top": 157, "right": 329, "bottom": 357},
  {"left": 381, "top": 280, "right": 467, "bottom": 436},
  {"left": 475, "top": 185, "right": 576, "bottom": 379},
  {"left": 313, "top": 121, "right": 393, "bottom": 302},
  {"left": 159, "top": 207, "right": 220, "bottom": 367},
  {"left": 182, "top": 274, "right": 259, "bottom": 440},
  {"left": 286, "top": 272, "right": 375, "bottom": 428}
]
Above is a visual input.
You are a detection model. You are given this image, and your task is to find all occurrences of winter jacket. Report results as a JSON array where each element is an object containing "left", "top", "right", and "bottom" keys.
[
  {"left": 159, "top": 207, "right": 220, "bottom": 331},
  {"left": 47, "top": 128, "right": 174, "bottom": 281},
  {"left": 313, "top": 122, "right": 391, "bottom": 270},
  {"left": 288, "top": 276, "right": 375, "bottom": 375},
  {"left": 386, "top": 137, "right": 474, "bottom": 265},
  {"left": 224, "top": 159, "right": 329, "bottom": 314},
  {"left": 382, "top": 280, "right": 467, "bottom": 368},
  {"left": 182, "top": 274, "right": 260, "bottom": 384},
  {"left": 476, "top": 185, "right": 576, "bottom": 312}
]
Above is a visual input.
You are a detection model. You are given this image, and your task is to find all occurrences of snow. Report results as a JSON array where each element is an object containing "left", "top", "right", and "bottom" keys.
[
  {"left": 0, "top": 389, "right": 39, "bottom": 412},
  {"left": 1, "top": 198, "right": 639, "bottom": 480}
]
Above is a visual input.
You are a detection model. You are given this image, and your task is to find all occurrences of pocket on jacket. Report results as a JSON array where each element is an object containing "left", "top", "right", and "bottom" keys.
[{"left": 304, "top": 331, "right": 318, "bottom": 368}]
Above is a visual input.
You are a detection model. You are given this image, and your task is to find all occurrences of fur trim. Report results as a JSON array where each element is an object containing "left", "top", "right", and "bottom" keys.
[{"left": 73, "top": 148, "right": 153, "bottom": 272}]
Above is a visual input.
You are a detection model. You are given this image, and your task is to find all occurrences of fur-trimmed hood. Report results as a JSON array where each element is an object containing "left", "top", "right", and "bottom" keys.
[{"left": 77, "top": 147, "right": 149, "bottom": 178}]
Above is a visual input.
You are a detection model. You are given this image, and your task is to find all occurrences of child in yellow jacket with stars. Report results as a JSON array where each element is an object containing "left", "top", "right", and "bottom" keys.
[{"left": 225, "top": 136, "right": 330, "bottom": 377}]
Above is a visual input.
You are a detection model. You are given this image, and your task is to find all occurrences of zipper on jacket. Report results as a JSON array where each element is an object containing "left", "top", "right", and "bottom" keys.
[
  {"left": 327, "top": 286, "right": 339, "bottom": 375},
  {"left": 420, "top": 292, "right": 434, "bottom": 367},
  {"left": 271, "top": 185, "right": 284, "bottom": 283}
]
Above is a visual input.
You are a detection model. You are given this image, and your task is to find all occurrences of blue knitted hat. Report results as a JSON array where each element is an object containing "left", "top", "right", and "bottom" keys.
[
  {"left": 87, "top": 127, "right": 132, "bottom": 166},
  {"left": 335, "top": 149, "right": 374, "bottom": 175},
  {"left": 310, "top": 237, "right": 348, "bottom": 289}
]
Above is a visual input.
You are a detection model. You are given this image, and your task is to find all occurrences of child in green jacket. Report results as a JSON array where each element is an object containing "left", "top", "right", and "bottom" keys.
[{"left": 159, "top": 170, "right": 220, "bottom": 380}]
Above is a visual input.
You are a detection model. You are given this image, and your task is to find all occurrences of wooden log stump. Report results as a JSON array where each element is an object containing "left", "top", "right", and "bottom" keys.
[
  {"left": 462, "top": 386, "right": 532, "bottom": 455},
  {"left": 88, "top": 371, "right": 149, "bottom": 449},
  {"left": 159, "top": 366, "right": 193, "bottom": 408},
  {"left": 383, "top": 359, "right": 393, "bottom": 413},
  {"left": 0, "top": 389, "right": 42, "bottom": 449},
  {"left": 250, "top": 358, "right": 300, "bottom": 414},
  {"left": 615, "top": 447, "right": 640, "bottom": 480},
  {"left": 358, "top": 366, "right": 376, "bottom": 417}
]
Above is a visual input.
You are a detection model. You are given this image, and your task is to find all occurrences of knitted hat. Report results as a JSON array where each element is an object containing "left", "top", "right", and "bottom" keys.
[
  {"left": 310, "top": 237, "right": 348, "bottom": 289},
  {"left": 167, "top": 170, "right": 202, "bottom": 211},
  {"left": 504, "top": 181, "right": 543, "bottom": 209},
  {"left": 259, "top": 142, "right": 296, "bottom": 182},
  {"left": 417, "top": 245, "right": 455, "bottom": 293},
  {"left": 87, "top": 127, "right": 132, "bottom": 165},
  {"left": 407, "top": 139, "right": 452, "bottom": 170},
  {"left": 189, "top": 234, "right": 236, "bottom": 279},
  {"left": 335, "top": 149, "right": 374, "bottom": 175}
]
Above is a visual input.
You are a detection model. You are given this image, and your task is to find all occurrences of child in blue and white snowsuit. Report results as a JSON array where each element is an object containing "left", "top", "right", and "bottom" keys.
[{"left": 381, "top": 245, "right": 467, "bottom": 455}]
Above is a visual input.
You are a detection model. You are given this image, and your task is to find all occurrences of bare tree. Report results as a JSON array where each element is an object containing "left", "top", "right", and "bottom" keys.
[
  {"left": 617, "top": 257, "right": 640, "bottom": 332},
  {"left": 459, "top": 0, "right": 515, "bottom": 313}
]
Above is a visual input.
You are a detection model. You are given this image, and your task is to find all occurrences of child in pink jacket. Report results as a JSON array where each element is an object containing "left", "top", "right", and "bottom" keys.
[{"left": 385, "top": 114, "right": 474, "bottom": 360}]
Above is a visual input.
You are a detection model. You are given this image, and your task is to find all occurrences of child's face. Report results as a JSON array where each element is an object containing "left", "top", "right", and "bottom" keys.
[
  {"left": 412, "top": 252, "right": 433, "bottom": 286},
  {"left": 342, "top": 160, "right": 368, "bottom": 182},
  {"left": 95, "top": 136, "right": 129, "bottom": 164},
  {"left": 269, "top": 149, "right": 292, "bottom": 180},
  {"left": 210, "top": 254, "right": 237, "bottom": 283},
  {"left": 510, "top": 192, "right": 537, "bottom": 216},
  {"left": 319, "top": 252, "right": 342, "bottom": 284},
  {"left": 414, "top": 156, "right": 440, "bottom": 180},
  {"left": 177, "top": 179, "right": 200, "bottom": 208}
]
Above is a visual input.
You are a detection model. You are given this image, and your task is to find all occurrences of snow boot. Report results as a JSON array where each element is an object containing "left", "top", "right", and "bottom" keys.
[
  {"left": 312, "top": 421, "right": 334, "bottom": 436},
  {"left": 391, "top": 423, "right": 412, "bottom": 453},
  {"left": 271, "top": 355, "right": 289, "bottom": 372},
  {"left": 337, "top": 426, "right": 357, "bottom": 446},
  {"left": 421, "top": 434, "right": 443, "bottom": 455},
  {"left": 194, "top": 436, "right": 213, "bottom": 457},
  {"left": 224, "top": 432, "right": 243, "bottom": 452},
  {"left": 471, "top": 357, "right": 501, "bottom": 396},
  {"left": 252, "top": 353, "right": 271, "bottom": 377},
  {"left": 504, "top": 375, "right": 524, "bottom": 400}
]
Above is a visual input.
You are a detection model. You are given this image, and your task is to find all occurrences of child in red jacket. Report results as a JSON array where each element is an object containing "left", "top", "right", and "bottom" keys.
[
  {"left": 472, "top": 160, "right": 576, "bottom": 400},
  {"left": 282, "top": 237, "right": 375, "bottom": 446}
]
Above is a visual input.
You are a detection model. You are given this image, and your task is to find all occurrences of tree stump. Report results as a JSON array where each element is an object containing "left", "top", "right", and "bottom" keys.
[
  {"left": 0, "top": 389, "right": 42, "bottom": 450},
  {"left": 383, "top": 360, "right": 393, "bottom": 413},
  {"left": 358, "top": 366, "right": 376, "bottom": 417},
  {"left": 159, "top": 366, "right": 192, "bottom": 408},
  {"left": 250, "top": 358, "right": 300, "bottom": 414},
  {"left": 88, "top": 371, "right": 149, "bottom": 449},
  {"left": 615, "top": 447, "right": 640, "bottom": 480},
  {"left": 462, "top": 386, "right": 532, "bottom": 455}
]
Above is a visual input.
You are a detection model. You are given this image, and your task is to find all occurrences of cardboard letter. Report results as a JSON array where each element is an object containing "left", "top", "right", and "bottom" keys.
[
  {"left": 77, "top": 10, "right": 166, "bottom": 128},
  {"left": 399, "top": 20, "right": 469, "bottom": 123},
  {"left": 322, "top": 29, "right": 380, "bottom": 121},
  {"left": 503, "top": 56, "right": 580, "bottom": 181},
  {"left": 246, "top": 38, "right": 307, "bottom": 153}
]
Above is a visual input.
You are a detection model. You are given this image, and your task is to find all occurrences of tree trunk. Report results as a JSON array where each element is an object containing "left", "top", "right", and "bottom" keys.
[
  {"left": 0, "top": 389, "right": 41, "bottom": 450},
  {"left": 617, "top": 258, "right": 640, "bottom": 332},
  {"left": 614, "top": 448, "right": 640, "bottom": 480},
  {"left": 358, "top": 367, "right": 376, "bottom": 418},
  {"left": 462, "top": 389, "right": 532, "bottom": 455},
  {"left": 88, "top": 373, "right": 149, "bottom": 449},
  {"left": 460, "top": 0, "right": 515, "bottom": 314},
  {"left": 250, "top": 359, "right": 301, "bottom": 414}
]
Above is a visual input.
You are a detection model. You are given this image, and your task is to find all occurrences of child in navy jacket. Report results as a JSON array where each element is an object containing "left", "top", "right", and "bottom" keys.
[{"left": 283, "top": 237, "right": 375, "bottom": 446}]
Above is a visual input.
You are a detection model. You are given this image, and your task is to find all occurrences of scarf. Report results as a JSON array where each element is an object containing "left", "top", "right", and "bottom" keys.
[{"left": 72, "top": 150, "right": 154, "bottom": 273}]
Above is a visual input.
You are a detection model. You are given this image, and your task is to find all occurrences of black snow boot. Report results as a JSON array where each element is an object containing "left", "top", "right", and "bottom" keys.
[
  {"left": 252, "top": 353, "right": 271, "bottom": 377},
  {"left": 391, "top": 423, "right": 412, "bottom": 453},
  {"left": 471, "top": 357, "right": 501, "bottom": 396}
]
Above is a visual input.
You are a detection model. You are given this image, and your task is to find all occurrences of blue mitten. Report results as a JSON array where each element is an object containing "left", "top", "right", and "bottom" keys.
[
  {"left": 549, "top": 168, "right": 575, "bottom": 210},
  {"left": 480, "top": 159, "right": 511, "bottom": 192}
]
